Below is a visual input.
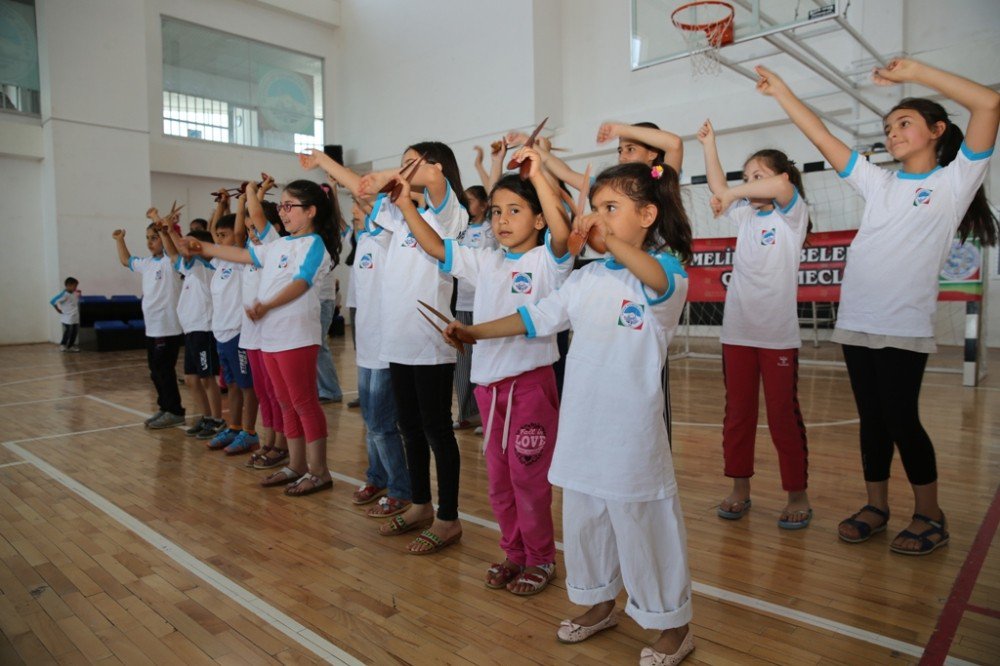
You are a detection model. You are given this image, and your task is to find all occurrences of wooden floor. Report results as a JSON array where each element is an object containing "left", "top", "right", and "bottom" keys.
[{"left": 0, "top": 336, "right": 998, "bottom": 665}]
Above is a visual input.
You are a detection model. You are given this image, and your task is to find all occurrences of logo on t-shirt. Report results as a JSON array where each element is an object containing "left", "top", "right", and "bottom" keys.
[
  {"left": 277, "top": 255, "right": 289, "bottom": 269},
  {"left": 760, "top": 228, "right": 776, "bottom": 246},
  {"left": 514, "top": 423, "right": 548, "bottom": 465},
  {"left": 618, "top": 300, "right": 645, "bottom": 330},
  {"left": 154, "top": 269, "right": 163, "bottom": 281},
  {"left": 359, "top": 253, "right": 374, "bottom": 269},
  {"left": 402, "top": 233, "right": 417, "bottom": 248},
  {"left": 913, "top": 188, "right": 933, "bottom": 206},
  {"left": 220, "top": 267, "right": 234, "bottom": 279},
  {"left": 511, "top": 272, "right": 533, "bottom": 294}
]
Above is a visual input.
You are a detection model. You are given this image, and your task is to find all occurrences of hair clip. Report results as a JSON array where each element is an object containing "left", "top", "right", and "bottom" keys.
[{"left": 651, "top": 165, "right": 664, "bottom": 180}]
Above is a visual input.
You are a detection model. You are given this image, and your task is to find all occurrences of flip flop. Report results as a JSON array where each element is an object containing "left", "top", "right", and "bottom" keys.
[
  {"left": 717, "top": 498, "right": 751, "bottom": 520},
  {"left": 260, "top": 466, "right": 302, "bottom": 488},
  {"left": 284, "top": 473, "right": 333, "bottom": 497},
  {"left": 378, "top": 514, "right": 433, "bottom": 537},
  {"left": 407, "top": 529, "right": 462, "bottom": 555},
  {"left": 778, "top": 508, "right": 813, "bottom": 530}
]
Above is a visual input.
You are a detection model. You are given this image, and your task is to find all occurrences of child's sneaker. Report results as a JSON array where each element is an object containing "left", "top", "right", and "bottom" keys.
[
  {"left": 224, "top": 431, "right": 260, "bottom": 455},
  {"left": 148, "top": 412, "right": 185, "bottom": 429},
  {"left": 208, "top": 427, "right": 240, "bottom": 450},
  {"left": 144, "top": 410, "right": 165, "bottom": 427},
  {"left": 68, "top": 346, "right": 80, "bottom": 352},
  {"left": 59, "top": 345, "right": 67, "bottom": 352},
  {"left": 195, "top": 418, "right": 224, "bottom": 440},
  {"left": 185, "top": 417, "right": 207, "bottom": 437}
]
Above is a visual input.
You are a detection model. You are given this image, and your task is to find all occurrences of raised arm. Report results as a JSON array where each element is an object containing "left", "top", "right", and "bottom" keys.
[
  {"left": 394, "top": 177, "right": 446, "bottom": 262},
  {"left": 299, "top": 148, "right": 363, "bottom": 196},
  {"left": 710, "top": 174, "right": 796, "bottom": 217},
  {"left": 697, "top": 119, "right": 728, "bottom": 196},
  {"left": 537, "top": 143, "right": 588, "bottom": 192},
  {"left": 233, "top": 192, "right": 249, "bottom": 246},
  {"left": 245, "top": 181, "right": 269, "bottom": 236},
  {"left": 112, "top": 229, "right": 131, "bottom": 267},
  {"left": 755, "top": 65, "right": 853, "bottom": 173},
  {"left": 158, "top": 220, "right": 181, "bottom": 262},
  {"left": 180, "top": 237, "right": 252, "bottom": 265},
  {"left": 209, "top": 190, "right": 230, "bottom": 242},
  {"left": 473, "top": 146, "right": 492, "bottom": 189},
  {"left": 518, "top": 146, "right": 571, "bottom": 257},
  {"left": 872, "top": 58, "right": 1000, "bottom": 153},
  {"left": 597, "top": 122, "right": 684, "bottom": 174}
]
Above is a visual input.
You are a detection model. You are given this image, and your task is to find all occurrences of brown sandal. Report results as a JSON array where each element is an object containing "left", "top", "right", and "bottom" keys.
[
  {"left": 508, "top": 563, "right": 556, "bottom": 596},
  {"left": 253, "top": 448, "right": 289, "bottom": 470},
  {"left": 378, "top": 514, "right": 433, "bottom": 537},
  {"left": 485, "top": 561, "right": 523, "bottom": 589}
]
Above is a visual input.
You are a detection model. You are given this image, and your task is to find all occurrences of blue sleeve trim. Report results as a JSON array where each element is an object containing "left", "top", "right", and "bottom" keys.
[
  {"left": 425, "top": 183, "right": 452, "bottom": 215},
  {"left": 544, "top": 228, "right": 571, "bottom": 264},
  {"left": 646, "top": 254, "right": 686, "bottom": 305},
  {"left": 197, "top": 256, "right": 214, "bottom": 270},
  {"left": 128, "top": 256, "right": 138, "bottom": 272},
  {"left": 293, "top": 236, "right": 326, "bottom": 287},
  {"left": 366, "top": 193, "right": 386, "bottom": 231},
  {"left": 440, "top": 238, "right": 455, "bottom": 273},
  {"left": 838, "top": 151, "right": 859, "bottom": 179},
  {"left": 517, "top": 306, "right": 537, "bottom": 339},
  {"left": 49, "top": 291, "right": 63, "bottom": 306},
  {"left": 258, "top": 222, "right": 272, "bottom": 240},
  {"left": 960, "top": 141, "right": 995, "bottom": 161},
  {"left": 173, "top": 256, "right": 183, "bottom": 272},
  {"left": 247, "top": 244, "right": 263, "bottom": 269},
  {"left": 778, "top": 188, "right": 800, "bottom": 215}
]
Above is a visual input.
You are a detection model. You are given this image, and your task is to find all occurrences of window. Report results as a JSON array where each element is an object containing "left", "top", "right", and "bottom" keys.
[
  {"left": 0, "top": 0, "right": 41, "bottom": 116},
  {"left": 161, "top": 17, "right": 324, "bottom": 152}
]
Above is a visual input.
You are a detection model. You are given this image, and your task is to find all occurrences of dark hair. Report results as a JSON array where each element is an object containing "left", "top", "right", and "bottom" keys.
[
  {"left": 590, "top": 162, "right": 692, "bottom": 263},
  {"left": 406, "top": 141, "right": 469, "bottom": 211},
  {"left": 261, "top": 201, "right": 287, "bottom": 235},
  {"left": 628, "top": 121, "right": 665, "bottom": 163},
  {"left": 283, "top": 179, "right": 343, "bottom": 264},
  {"left": 745, "top": 148, "right": 813, "bottom": 238},
  {"left": 465, "top": 185, "right": 489, "bottom": 219},
  {"left": 490, "top": 174, "right": 546, "bottom": 246},
  {"left": 64, "top": 277, "right": 78, "bottom": 286},
  {"left": 216, "top": 214, "right": 236, "bottom": 231},
  {"left": 189, "top": 218, "right": 208, "bottom": 231},
  {"left": 886, "top": 98, "right": 998, "bottom": 245},
  {"left": 187, "top": 229, "right": 213, "bottom": 243}
]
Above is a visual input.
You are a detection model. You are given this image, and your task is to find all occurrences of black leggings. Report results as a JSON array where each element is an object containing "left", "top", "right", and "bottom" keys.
[
  {"left": 842, "top": 345, "right": 936, "bottom": 485},
  {"left": 147, "top": 335, "right": 184, "bottom": 415},
  {"left": 389, "top": 363, "right": 461, "bottom": 520}
]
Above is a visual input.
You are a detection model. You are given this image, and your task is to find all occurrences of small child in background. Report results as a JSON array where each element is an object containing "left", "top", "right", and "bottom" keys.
[
  {"left": 50, "top": 277, "right": 81, "bottom": 352},
  {"left": 189, "top": 218, "right": 209, "bottom": 232}
]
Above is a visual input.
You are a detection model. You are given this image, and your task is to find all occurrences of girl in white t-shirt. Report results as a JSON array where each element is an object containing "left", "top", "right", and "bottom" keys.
[
  {"left": 698, "top": 120, "right": 813, "bottom": 530},
  {"left": 396, "top": 146, "right": 572, "bottom": 595},
  {"left": 757, "top": 59, "right": 999, "bottom": 556},
  {"left": 182, "top": 180, "right": 343, "bottom": 497},
  {"left": 446, "top": 161, "right": 695, "bottom": 665}
]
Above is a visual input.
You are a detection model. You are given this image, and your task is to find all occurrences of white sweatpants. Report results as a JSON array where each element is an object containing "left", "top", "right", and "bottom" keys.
[{"left": 562, "top": 489, "right": 692, "bottom": 630}]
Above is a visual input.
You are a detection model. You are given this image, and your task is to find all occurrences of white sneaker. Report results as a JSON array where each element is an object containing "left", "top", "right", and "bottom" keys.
[
  {"left": 474, "top": 426, "right": 483, "bottom": 435},
  {"left": 68, "top": 346, "right": 80, "bottom": 352},
  {"left": 60, "top": 345, "right": 67, "bottom": 352}
]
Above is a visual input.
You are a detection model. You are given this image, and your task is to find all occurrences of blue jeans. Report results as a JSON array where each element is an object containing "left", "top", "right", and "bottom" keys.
[
  {"left": 317, "top": 299, "right": 343, "bottom": 400},
  {"left": 359, "top": 366, "right": 411, "bottom": 500}
]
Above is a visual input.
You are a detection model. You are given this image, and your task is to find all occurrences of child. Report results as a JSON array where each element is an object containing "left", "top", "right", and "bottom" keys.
[
  {"left": 183, "top": 179, "right": 342, "bottom": 496},
  {"left": 316, "top": 182, "right": 345, "bottom": 404},
  {"left": 407, "top": 146, "right": 572, "bottom": 593},
  {"left": 452, "top": 184, "right": 497, "bottom": 431},
  {"left": 189, "top": 218, "right": 208, "bottom": 232},
  {"left": 698, "top": 119, "right": 812, "bottom": 529},
  {"left": 446, "top": 161, "right": 694, "bottom": 663},
  {"left": 113, "top": 225, "right": 185, "bottom": 429},
  {"left": 50, "top": 277, "right": 81, "bottom": 352},
  {"left": 357, "top": 141, "right": 469, "bottom": 554},
  {"left": 756, "top": 59, "right": 999, "bottom": 555}
]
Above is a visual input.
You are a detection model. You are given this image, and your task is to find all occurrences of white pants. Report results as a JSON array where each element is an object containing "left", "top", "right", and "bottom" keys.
[{"left": 562, "top": 489, "right": 692, "bottom": 630}]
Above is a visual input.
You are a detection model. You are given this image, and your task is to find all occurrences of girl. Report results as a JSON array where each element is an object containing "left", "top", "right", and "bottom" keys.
[
  {"left": 698, "top": 119, "right": 812, "bottom": 529},
  {"left": 113, "top": 223, "right": 184, "bottom": 429},
  {"left": 756, "top": 59, "right": 999, "bottom": 554},
  {"left": 182, "top": 179, "right": 342, "bottom": 496},
  {"left": 452, "top": 184, "right": 497, "bottom": 431},
  {"left": 400, "top": 146, "right": 572, "bottom": 594},
  {"left": 357, "top": 141, "right": 469, "bottom": 555},
  {"left": 446, "top": 161, "right": 694, "bottom": 664},
  {"left": 297, "top": 149, "right": 412, "bottom": 516}
]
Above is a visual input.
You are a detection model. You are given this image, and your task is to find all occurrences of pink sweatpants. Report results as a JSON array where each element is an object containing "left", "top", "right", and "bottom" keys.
[
  {"left": 263, "top": 346, "right": 327, "bottom": 441},
  {"left": 722, "top": 344, "right": 809, "bottom": 491},
  {"left": 246, "top": 349, "right": 282, "bottom": 432},
  {"left": 474, "top": 365, "right": 559, "bottom": 567}
]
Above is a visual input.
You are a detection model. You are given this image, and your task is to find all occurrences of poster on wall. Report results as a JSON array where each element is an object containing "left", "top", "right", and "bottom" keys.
[
  {"left": 256, "top": 67, "right": 314, "bottom": 134},
  {"left": 938, "top": 238, "right": 983, "bottom": 301},
  {"left": 0, "top": 0, "right": 40, "bottom": 90}
]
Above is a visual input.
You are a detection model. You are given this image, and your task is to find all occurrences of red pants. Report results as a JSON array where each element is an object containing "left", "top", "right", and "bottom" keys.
[
  {"left": 263, "top": 346, "right": 326, "bottom": 441},
  {"left": 721, "top": 344, "right": 808, "bottom": 491},
  {"left": 246, "top": 349, "right": 282, "bottom": 433}
]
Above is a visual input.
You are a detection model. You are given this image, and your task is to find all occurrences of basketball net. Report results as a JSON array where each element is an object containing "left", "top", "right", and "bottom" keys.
[{"left": 671, "top": 1, "right": 735, "bottom": 77}]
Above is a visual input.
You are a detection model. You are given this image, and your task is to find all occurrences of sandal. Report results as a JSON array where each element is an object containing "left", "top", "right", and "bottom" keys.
[
  {"left": 407, "top": 529, "right": 462, "bottom": 555},
  {"left": 352, "top": 484, "right": 388, "bottom": 505},
  {"left": 838, "top": 504, "right": 889, "bottom": 543},
  {"left": 485, "top": 561, "right": 523, "bottom": 589},
  {"left": 366, "top": 497, "right": 411, "bottom": 518},
  {"left": 253, "top": 448, "right": 289, "bottom": 470},
  {"left": 508, "top": 563, "right": 556, "bottom": 596},
  {"left": 246, "top": 445, "right": 273, "bottom": 468},
  {"left": 378, "top": 514, "right": 433, "bottom": 537},
  {"left": 717, "top": 498, "right": 751, "bottom": 520},
  {"left": 260, "top": 466, "right": 302, "bottom": 488},
  {"left": 284, "top": 473, "right": 333, "bottom": 497},
  {"left": 889, "top": 513, "right": 949, "bottom": 556},
  {"left": 778, "top": 508, "right": 813, "bottom": 530}
]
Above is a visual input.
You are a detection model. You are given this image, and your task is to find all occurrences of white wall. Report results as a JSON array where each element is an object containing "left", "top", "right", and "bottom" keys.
[{"left": 0, "top": 155, "right": 47, "bottom": 343}]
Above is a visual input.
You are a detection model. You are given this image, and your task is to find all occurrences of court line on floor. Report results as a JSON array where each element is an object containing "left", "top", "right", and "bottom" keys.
[
  {"left": 2, "top": 441, "right": 364, "bottom": 666},
  {"left": 0, "top": 395, "right": 84, "bottom": 408},
  {"left": 83, "top": 393, "right": 975, "bottom": 665},
  {"left": 0, "top": 364, "right": 147, "bottom": 387},
  {"left": 0, "top": 460, "right": 30, "bottom": 469},
  {"left": 674, "top": 418, "right": 859, "bottom": 429}
]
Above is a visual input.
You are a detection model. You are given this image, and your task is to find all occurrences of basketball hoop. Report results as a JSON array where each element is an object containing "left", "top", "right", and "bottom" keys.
[{"left": 671, "top": 1, "right": 735, "bottom": 77}]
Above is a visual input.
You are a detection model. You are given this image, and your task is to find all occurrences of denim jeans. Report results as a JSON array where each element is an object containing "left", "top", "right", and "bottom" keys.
[
  {"left": 316, "top": 299, "right": 343, "bottom": 400},
  {"left": 358, "top": 366, "right": 411, "bottom": 500}
]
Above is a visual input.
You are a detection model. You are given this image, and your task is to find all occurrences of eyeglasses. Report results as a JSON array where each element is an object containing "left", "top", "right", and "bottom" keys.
[{"left": 275, "top": 202, "right": 307, "bottom": 213}]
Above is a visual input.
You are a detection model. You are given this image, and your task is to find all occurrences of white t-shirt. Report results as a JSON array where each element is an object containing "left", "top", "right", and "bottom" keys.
[
  {"left": 354, "top": 202, "right": 394, "bottom": 370},
  {"left": 373, "top": 185, "right": 469, "bottom": 365},
  {"left": 720, "top": 191, "right": 809, "bottom": 349},
  {"left": 175, "top": 256, "right": 214, "bottom": 333},
  {"left": 519, "top": 253, "right": 688, "bottom": 502},
  {"left": 836, "top": 144, "right": 993, "bottom": 338},
  {"left": 210, "top": 258, "right": 243, "bottom": 343},
  {"left": 240, "top": 223, "right": 280, "bottom": 350},
  {"left": 441, "top": 231, "right": 573, "bottom": 385},
  {"left": 248, "top": 233, "right": 331, "bottom": 353},
  {"left": 454, "top": 221, "right": 499, "bottom": 311},
  {"left": 50, "top": 290, "right": 80, "bottom": 325},
  {"left": 129, "top": 255, "right": 182, "bottom": 337}
]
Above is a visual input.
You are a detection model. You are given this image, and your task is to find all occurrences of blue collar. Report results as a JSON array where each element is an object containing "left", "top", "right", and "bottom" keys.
[{"left": 896, "top": 165, "right": 941, "bottom": 180}]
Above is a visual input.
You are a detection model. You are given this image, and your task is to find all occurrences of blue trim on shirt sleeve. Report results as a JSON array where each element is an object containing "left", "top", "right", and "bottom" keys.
[
  {"left": 543, "top": 228, "right": 571, "bottom": 264},
  {"left": 293, "top": 236, "right": 326, "bottom": 287},
  {"left": 517, "top": 306, "right": 537, "bottom": 339},
  {"left": 646, "top": 253, "right": 687, "bottom": 305},
  {"left": 49, "top": 291, "right": 64, "bottom": 306},
  {"left": 128, "top": 256, "right": 138, "bottom": 272},
  {"left": 838, "top": 151, "right": 859, "bottom": 179},
  {"left": 197, "top": 256, "right": 214, "bottom": 270},
  {"left": 366, "top": 193, "right": 386, "bottom": 231},
  {"left": 778, "top": 188, "right": 800, "bottom": 215},
  {"left": 425, "top": 183, "right": 452, "bottom": 215},
  {"left": 960, "top": 141, "right": 995, "bottom": 161},
  {"left": 258, "top": 222, "right": 272, "bottom": 240},
  {"left": 247, "top": 244, "right": 263, "bottom": 269},
  {"left": 439, "top": 238, "right": 455, "bottom": 273}
]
